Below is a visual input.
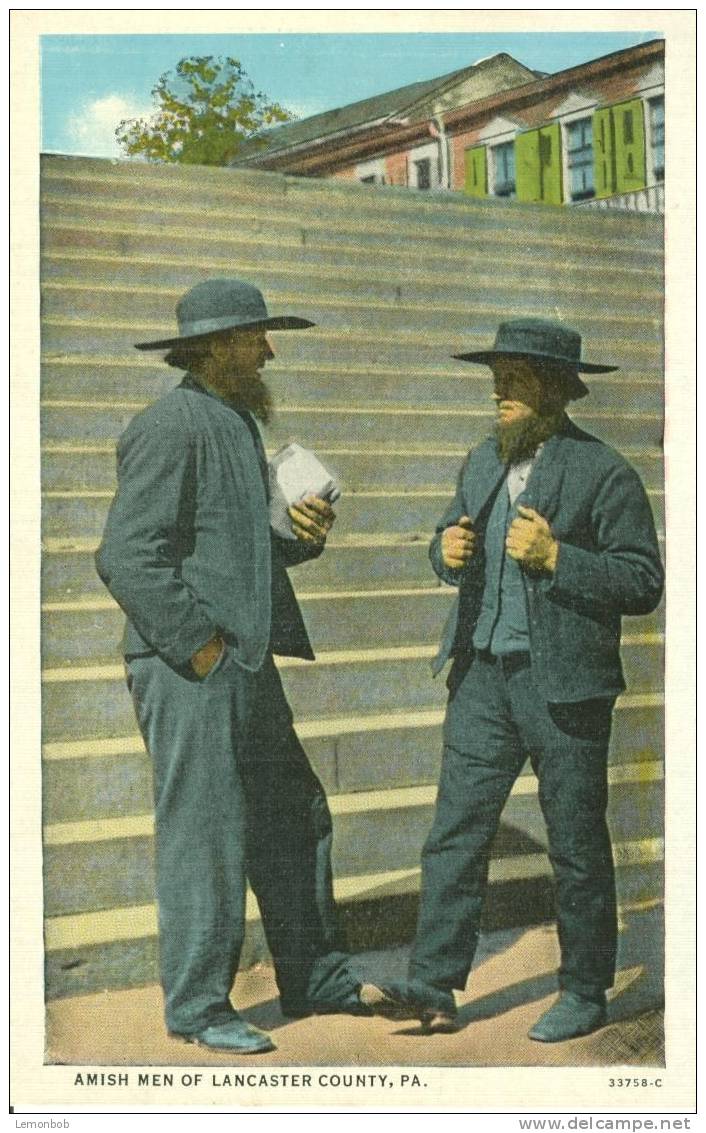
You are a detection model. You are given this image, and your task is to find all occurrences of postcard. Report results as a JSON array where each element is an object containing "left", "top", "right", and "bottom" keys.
[{"left": 10, "top": 8, "right": 695, "bottom": 1119}]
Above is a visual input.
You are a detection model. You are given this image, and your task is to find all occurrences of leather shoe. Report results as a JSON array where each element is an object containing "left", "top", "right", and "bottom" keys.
[
  {"left": 419, "top": 1008, "right": 458, "bottom": 1034},
  {"left": 175, "top": 1018, "right": 276, "bottom": 1054},
  {"left": 358, "top": 982, "right": 418, "bottom": 1021},
  {"left": 528, "top": 992, "right": 607, "bottom": 1043},
  {"left": 279, "top": 999, "right": 313, "bottom": 1019}
]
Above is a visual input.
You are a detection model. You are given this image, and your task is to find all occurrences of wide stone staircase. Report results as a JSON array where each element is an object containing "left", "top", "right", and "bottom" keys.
[{"left": 40, "top": 154, "right": 665, "bottom": 999}]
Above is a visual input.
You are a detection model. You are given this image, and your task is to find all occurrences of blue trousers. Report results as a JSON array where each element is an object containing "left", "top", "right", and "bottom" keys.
[
  {"left": 126, "top": 648, "right": 359, "bottom": 1034},
  {"left": 408, "top": 651, "right": 617, "bottom": 1011}
]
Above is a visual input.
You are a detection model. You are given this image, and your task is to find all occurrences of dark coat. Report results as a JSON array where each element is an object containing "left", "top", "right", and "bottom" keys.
[
  {"left": 95, "top": 375, "right": 320, "bottom": 674},
  {"left": 431, "top": 417, "right": 664, "bottom": 702}
]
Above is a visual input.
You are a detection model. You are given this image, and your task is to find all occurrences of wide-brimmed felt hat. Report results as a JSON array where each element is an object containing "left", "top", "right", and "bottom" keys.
[
  {"left": 135, "top": 278, "right": 314, "bottom": 351},
  {"left": 453, "top": 318, "right": 618, "bottom": 400}
]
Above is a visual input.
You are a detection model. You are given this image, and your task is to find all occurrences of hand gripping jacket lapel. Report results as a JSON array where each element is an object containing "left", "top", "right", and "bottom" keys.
[{"left": 431, "top": 419, "right": 664, "bottom": 703}]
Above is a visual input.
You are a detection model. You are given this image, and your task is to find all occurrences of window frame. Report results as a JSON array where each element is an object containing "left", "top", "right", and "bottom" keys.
[
  {"left": 646, "top": 93, "right": 665, "bottom": 184},
  {"left": 414, "top": 157, "right": 432, "bottom": 191},
  {"left": 564, "top": 114, "right": 596, "bottom": 202},
  {"left": 553, "top": 101, "right": 602, "bottom": 204},
  {"left": 408, "top": 140, "right": 440, "bottom": 191}
]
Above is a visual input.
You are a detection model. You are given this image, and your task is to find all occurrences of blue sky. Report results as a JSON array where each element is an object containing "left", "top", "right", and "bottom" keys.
[{"left": 41, "top": 31, "right": 660, "bottom": 158}]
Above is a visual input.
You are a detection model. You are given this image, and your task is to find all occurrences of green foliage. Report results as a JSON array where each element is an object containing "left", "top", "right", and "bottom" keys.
[{"left": 115, "top": 55, "right": 293, "bottom": 165}]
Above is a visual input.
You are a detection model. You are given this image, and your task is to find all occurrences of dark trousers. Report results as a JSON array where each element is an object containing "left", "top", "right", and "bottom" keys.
[
  {"left": 408, "top": 651, "right": 617, "bottom": 1010},
  {"left": 126, "top": 648, "right": 358, "bottom": 1035}
]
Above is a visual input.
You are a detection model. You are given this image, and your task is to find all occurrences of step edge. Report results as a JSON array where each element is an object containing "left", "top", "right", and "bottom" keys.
[
  {"left": 41, "top": 634, "right": 664, "bottom": 684},
  {"left": 43, "top": 760, "right": 665, "bottom": 846},
  {"left": 43, "top": 835, "right": 665, "bottom": 952},
  {"left": 41, "top": 691, "right": 665, "bottom": 760}
]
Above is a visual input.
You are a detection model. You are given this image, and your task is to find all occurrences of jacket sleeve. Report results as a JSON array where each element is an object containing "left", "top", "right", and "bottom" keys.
[
  {"left": 429, "top": 455, "right": 471, "bottom": 588},
  {"left": 95, "top": 409, "right": 219, "bottom": 668},
  {"left": 544, "top": 460, "right": 664, "bottom": 616}
]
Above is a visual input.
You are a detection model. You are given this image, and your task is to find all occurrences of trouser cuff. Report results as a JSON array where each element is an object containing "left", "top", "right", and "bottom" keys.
[
  {"left": 167, "top": 1006, "right": 242, "bottom": 1036},
  {"left": 407, "top": 978, "right": 456, "bottom": 1014},
  {"left": 559, "top": 975, "right": 610, "bottom": 1002}
]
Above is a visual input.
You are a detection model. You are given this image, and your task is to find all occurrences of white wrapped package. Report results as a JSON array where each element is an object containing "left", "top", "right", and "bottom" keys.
[{"left": 268, "top": 443, "right": 342, "bottom": 540}]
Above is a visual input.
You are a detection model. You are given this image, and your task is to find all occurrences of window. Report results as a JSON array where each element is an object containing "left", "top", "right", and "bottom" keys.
[
  {"left": 566, "top": 117, "right": 595, "bottom": 201},
  {"left": 649, "top": 96, "right": 664, "bottom": 182},
  {"left": 414, "top": 158, "right": 431, "bottom": 190},
  {"left": 491, "top": 141, "right": 516, "bottom": 197},
  {"left": 355, "top": 158, "right": 386, "bottom": 185}
]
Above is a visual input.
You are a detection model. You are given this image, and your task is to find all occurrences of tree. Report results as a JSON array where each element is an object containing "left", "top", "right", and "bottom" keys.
[{"left": 115, "top": 55, "right": 294, "bottom": 166}]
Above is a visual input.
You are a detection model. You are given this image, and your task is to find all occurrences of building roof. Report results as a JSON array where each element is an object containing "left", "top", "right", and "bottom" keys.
[
  {"left": 232, "top": 39, "right": 664, "bottom": 176},
  {"left": 234, "top": 53, "right": 539, "bottom": 165}
]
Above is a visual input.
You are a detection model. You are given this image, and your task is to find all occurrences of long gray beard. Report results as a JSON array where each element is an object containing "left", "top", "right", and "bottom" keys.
[{"left": 495, "top": 411, "right": 564, "bottom": 465}]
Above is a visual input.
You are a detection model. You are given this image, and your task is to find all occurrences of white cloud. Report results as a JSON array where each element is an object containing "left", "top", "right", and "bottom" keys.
[{"left": 66, "top": 94, "right": 153, "bottom": 158}]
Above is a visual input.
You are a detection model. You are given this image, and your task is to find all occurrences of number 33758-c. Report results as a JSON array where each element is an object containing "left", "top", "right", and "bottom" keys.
[{"left": 608, "top": 1078, "right": 663, "bottom": 1087}]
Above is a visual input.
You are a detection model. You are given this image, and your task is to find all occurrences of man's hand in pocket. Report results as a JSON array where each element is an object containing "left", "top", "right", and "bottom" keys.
[{"left": 191, "top": 635, "right": 225, "bottom": 678}]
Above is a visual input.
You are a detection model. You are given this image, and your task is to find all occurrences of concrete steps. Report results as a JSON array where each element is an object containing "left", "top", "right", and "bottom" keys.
[
  {"left": 41, "top": 534, "right": 436, "bottom": 602},
  {"left": 40, "top": 161, "right": 663, "bottom": 260},
  {"left": 40, "top": 403, "right": 663, "bottom": 456},
  {"left": 42, "top": 310, "right": 661, "bottom": 362},
  {"left": 41, "top": 321, "right": 663, "bottom": 375},
  {"left": 41, "top": 250, "right": 663, "bottom": 317},
  {"left": 41, "top": 585, "right": 665, "bottom": 668},
  {"left": 40, "top": 159, "right": 665, "bottom": 246},
  {"left": 39, "top": 153, "right": 665, "bottom": 996},
  {"left": 42, "top": 692, "right": 664, "bottom": 812},
  {"left": 41, "top": 154, "right": 664, "bottom": 236},
  {"left": 41, "top": 635, "right": 663, "bottom": 745},
  {"left": 41, "top": 440, "right": 664, "bottom": 495},
  {"left": 41, "top": 263, "right": 666, "bottom": 326},
  {"left": 43, "top": 224, "right": 662, "bottom": 296},
  {"left": 41, "top": 472, "right": 664, "bottom": 550},
  {"left": 43, "top": 772, "right": 663, "bottom": 920},
  {"left": 41, "top": 358, "right": 665, "bottom": 412}
]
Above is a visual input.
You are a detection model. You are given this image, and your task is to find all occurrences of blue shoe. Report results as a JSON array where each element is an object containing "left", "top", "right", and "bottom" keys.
[
  {"left": 528, "top": 992, "right": 607, "bottom": 1043},
  {"left": 175, "top": 1018, "right": 275, "bottom": 1054}
]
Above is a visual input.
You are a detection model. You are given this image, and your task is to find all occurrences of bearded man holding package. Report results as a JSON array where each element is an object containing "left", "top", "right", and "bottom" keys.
[{"left": 95, "top": 278, "right": 399, "bottom": 1053}]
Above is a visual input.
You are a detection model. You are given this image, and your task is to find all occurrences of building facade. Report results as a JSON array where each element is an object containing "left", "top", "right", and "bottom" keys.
[{"left": 234, "top": 40, "right": 664, "bottom": 214}]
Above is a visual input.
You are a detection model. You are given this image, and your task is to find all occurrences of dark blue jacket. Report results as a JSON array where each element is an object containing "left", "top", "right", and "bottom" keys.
[
  {"left": 95, "top": 376, "right": 320, "bottom": 674},
  {"left": 430, "top": 417, "right": 664, "bottom": 702}
]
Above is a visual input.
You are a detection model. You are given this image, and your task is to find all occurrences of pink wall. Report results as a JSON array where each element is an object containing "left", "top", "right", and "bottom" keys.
[{"left": 385, "top": 151, "right": 409, "bottom": 187}]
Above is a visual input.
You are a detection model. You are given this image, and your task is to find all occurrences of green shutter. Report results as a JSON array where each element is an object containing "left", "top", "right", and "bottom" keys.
[
  {"left": 613, "top": 98, "right": 646, "bottom": 193},
  {"left": 464, "top": 146, "right": 487, "bottom": 197},
  {"left": 516, "top": 126, "right": 562, "bottom": 205},
  {"left": 538, "top": 123, "right": 563, "bottom": 205},
  {"left": 594, "top": 101, "right": 647, "bottom": 198},
  {"left": 593, "top": 107, "right": 614, "bottom": 198},
  {"left": 515, "top": 129, "right": 542, "bottom": 202}
]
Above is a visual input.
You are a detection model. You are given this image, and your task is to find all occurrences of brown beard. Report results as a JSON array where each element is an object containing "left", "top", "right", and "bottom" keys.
[
  {"left": 198, "top": 365, "right": 274, "bottom": 424},
  {"left": 228, "top": 373, "right": 274, "bottom": 425},
  {"left": 495, "top": 411, "right": 564, "bottom": 464}
]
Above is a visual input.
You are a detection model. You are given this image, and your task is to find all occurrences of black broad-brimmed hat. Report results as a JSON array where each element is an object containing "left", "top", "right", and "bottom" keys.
[
  {"left": 453, "top": 318, "right": 618, "bottom": 400},
  {"left": 135, "top": 278, "right": 314, "bottom": 351}
]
